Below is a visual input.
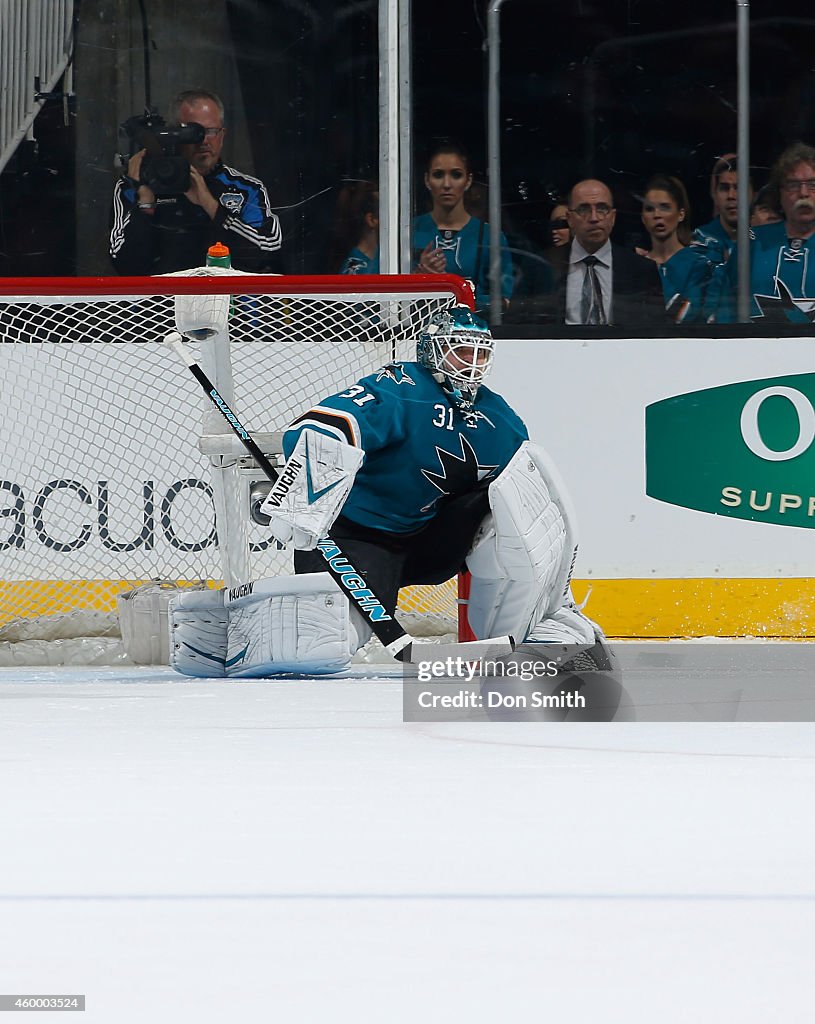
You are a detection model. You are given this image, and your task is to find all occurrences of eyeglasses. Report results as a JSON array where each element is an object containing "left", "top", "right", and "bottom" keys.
[
  {"left": 181, "top": 124, "right": 224, "bottom": 138},
  {"left": 781, "top": 178, "right": 815, "bottom": 194},
  {"left": 550, "top": 218, "right": 569, "bottom": 230},
  {"left": 569, "top": 203, "right": 613, "bottom": 219}
]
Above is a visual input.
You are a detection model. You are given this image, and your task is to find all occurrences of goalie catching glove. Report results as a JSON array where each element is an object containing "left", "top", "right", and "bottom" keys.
[{"left": 260, "top": 429, "right": 364, "bottom": 550}]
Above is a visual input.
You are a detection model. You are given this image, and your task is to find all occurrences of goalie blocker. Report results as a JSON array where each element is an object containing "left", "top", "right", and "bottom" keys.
[{"left": 259, "top": 429, "right": 364, "bottom": 550}]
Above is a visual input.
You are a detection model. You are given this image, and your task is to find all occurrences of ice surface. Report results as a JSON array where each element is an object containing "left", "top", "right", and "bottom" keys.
[{"left": 0, "top": 655, "right": 813, "bottom": 1021}]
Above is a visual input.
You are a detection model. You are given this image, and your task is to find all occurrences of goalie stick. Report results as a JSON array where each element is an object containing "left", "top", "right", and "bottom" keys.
[{"left": 165, "top": 331, "right": 514, "bottom": 663}]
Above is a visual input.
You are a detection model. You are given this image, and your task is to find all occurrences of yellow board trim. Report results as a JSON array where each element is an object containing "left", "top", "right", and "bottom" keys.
[
  {"left": 571, "top": 578, "right": 815, "bottom": 638},
  {"left": 0, "top": 580, "right": 219, "bottom": 628},
  {"left": 3, "top": 578, "right": 814, "bottom": 638},
  {"left": 0, "top": 579, "right": 457, "bottom": 630}
]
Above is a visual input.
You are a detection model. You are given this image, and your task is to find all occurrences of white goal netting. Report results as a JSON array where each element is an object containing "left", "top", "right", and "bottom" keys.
[{"left": 0, "top": 271, "right": 470, "bottom": 665}]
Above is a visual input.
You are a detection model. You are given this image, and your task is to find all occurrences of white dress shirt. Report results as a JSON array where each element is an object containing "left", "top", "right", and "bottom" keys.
[{"left": 565, "top": 238, "right": 613, "bottom": 324}]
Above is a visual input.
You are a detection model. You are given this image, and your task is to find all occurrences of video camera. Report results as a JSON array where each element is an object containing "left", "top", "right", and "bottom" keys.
[{"left": 117, "top": 110, "right": 205, "bottom": 195}]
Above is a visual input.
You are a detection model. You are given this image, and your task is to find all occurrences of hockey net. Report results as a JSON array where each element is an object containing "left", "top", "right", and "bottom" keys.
[{"left": 0, "top": 271, "right": 472, "bottom": 666}]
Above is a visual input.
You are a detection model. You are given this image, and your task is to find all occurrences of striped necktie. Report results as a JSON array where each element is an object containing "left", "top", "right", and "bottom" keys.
[{"left": 581, "top": 254, "right": 607, "bottom": 325}]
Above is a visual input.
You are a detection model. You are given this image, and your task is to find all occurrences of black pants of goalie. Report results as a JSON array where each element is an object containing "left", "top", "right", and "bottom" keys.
[{"left": 293, "top": 487, "right": 490, "bottom": 617}]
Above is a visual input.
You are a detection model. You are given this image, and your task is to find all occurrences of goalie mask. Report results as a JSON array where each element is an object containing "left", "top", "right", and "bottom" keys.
[{"left": 417, "top": 306, "right": 495, "bottom": 406}]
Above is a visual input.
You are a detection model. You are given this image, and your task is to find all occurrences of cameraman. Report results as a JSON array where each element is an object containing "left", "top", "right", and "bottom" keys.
[{"left": 109, "top": 90, "right": 282, "bottom": 275}]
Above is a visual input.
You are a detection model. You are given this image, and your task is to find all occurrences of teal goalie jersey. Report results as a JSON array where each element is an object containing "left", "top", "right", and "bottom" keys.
[{"left": 282, "top": 361, "right": 528, "bottom": 533}]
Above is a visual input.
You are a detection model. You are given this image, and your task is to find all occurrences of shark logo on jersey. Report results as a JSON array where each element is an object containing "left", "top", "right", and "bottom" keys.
[
  {"left": 420, "top": 433, "right": 498, "bottom": 510},
  {"left": 219, "top": 191, "right": 245, "bottom": 213},
  {"left": 754, "top": 277, "right": 815, "bottom": 322},
  {"left": 461, "top": 408, "right": 496, "bottom": 430},
  {"left": 375, "top": 362, "right": 415, "bottom": 386},
  {"left": 343, "top": 255, "right": 368, "bottom": 275}
]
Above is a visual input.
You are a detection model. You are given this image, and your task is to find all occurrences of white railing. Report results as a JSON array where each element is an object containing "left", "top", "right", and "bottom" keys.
[{"left": 0, "top": 0, "right": 74, "bottom": 174}]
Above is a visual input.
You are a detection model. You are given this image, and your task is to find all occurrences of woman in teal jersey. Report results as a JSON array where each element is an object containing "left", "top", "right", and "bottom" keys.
[
  {"left": 636, "top": 174, "right": 713, "bottom": 324},
  {"left": 413, "top": 141, "right": 513, "bottom": 314}
]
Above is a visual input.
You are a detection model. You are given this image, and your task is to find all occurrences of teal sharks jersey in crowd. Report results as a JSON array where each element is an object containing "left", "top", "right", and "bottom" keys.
[
  {"left": 689, "top": 217, "right": 735, "bottom": 266},
  {"left": 413, "top": 214, "right": 514, "bottom": 310},
  {"left": 340, "top": 247, "right": 380, "bottom": 275},
  {"left": 657, "top": 245, "right": 714, "bottom": 323},
  {"left": 708, "top": 221, "right": 815, "bottom": 323},
  {"left": 282, "top": 361, "right": 528, "bottom": 533}
]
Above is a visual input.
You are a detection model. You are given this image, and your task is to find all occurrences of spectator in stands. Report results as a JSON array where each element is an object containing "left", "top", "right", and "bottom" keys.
[
  {"left": 413, "top": 140, "right": 513, "bottom": 314},
  {"left": 548, "top": 201, "right": 572, "bottom": 249},
  {"left": 708, "top": 142, "right": 815, "bottom": 323},
  {"left": 542, "top": 178, "right": 665, "bottom": 326},
  {"left": 635, "top": 174, "right": 713, "bottom": 323},
  {"left": 110, "top": 89, "right": 282, "bottom": 275},
  {"left": 690, "top": 153, "right": 752, "bottom": 265},
  {"left": 750, "top": 183, "right": 783, "bottom": 226},
  {"left": 338, "top": 181, "right": 380, "bottom": 274},
  {"left": 538, "top": 199, "right": 572, "bottom": 283},
  {"left": 506, "top": 199, "right": 569, "bottom": 318}
]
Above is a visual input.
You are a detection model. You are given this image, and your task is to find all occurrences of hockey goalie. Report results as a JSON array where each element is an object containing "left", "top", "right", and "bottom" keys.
[{"left": 169, "top": 306, "right": 610, "bottom": 676}]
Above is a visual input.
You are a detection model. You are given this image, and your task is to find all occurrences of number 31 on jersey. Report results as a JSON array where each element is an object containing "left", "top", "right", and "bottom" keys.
[
  {"left": 339, "top": 384, "right": 375, "bottom": 407},
  {"left": 432, "top": 403, "right": 454, "bottom": 430}
]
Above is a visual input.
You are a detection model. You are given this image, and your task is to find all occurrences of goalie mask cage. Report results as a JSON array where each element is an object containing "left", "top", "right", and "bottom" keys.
[{"left": 0, "top": 271, "right": 472, "bottom": 664}]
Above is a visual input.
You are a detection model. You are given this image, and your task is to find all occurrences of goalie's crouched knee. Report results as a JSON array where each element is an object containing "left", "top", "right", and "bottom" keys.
[{"left": 169, "top": 574, "right": 357, "bottom": 678}]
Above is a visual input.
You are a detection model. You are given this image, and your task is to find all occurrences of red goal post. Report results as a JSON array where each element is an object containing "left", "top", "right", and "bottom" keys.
[{"left": 0, "top": 272, "right": 474, "bottom": 662}]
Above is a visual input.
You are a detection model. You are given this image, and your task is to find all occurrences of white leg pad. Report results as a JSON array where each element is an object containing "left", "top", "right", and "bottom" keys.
[
  {"left": 168, "top": 588, "right": 229, "bottom": 677},
  {"left": 465, "top": 441, "right": 579, "bottom": 641},
  {"left": 225, "top": 573, "right": 356, "bottom": 677},
  {"left": 119, "top": 581, "right": 187, "bottom": 665},
  {"left": 525, "top": 603, "right": 598, "bottom": 645}
]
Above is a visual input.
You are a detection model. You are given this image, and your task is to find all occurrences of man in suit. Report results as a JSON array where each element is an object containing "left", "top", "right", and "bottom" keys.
[{"left": 555, "top": 178, "right": 665, "bottom": 326}]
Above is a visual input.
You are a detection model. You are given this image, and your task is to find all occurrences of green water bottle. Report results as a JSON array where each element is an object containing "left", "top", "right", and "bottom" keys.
[
  {"left": 207, "top": 241, "right": 234, "bottom": 314},
  {"left": 206, "top": 240, "right": 231, "bottom": 268}
]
